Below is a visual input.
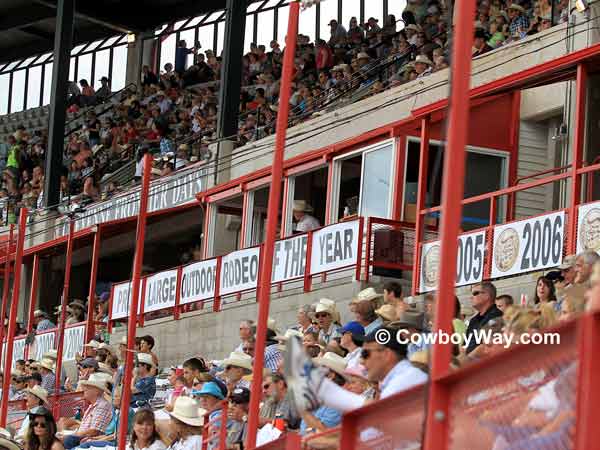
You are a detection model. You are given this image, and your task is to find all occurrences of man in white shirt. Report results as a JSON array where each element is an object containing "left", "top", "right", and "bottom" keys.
[
  {"left": 285, "top": 325, "right": 427, "bottom": 414},
  {"left": 293, "top": 200, "right": 320, "bottom": 233}
]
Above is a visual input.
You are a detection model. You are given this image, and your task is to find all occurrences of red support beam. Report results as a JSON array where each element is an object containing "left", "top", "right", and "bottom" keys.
[
  {"left": 85, "top": 228, "right": 102, "bottom": 342},
  {"left": 117, "top": 153, "right": 152, "bottom": 450},
  {"left": 0, "top": 209, "right": 27, "bottom": 427},
  {"left": 392, "top": 136, "right": 407, "bottom": 220},
  {"left": 25, "top": 253, "right": 40, "bottom": 359},
  {"left": 423, "top": 2, "right": 477, "bottom": 450},
  {"left": 246, "top": 3, "right": 299, "bottom": 448},
  {"left": 506, "top": 91, "right": 521, "bottom": 221},
  {"left": 567, "top": 64, "right": 588, "bottom": 254},
  {"left": 55, "top": 218, "right": 75, "bottom": 401},
  {"left": 0, "top": 224, "right": 14, "bottom": 359}
]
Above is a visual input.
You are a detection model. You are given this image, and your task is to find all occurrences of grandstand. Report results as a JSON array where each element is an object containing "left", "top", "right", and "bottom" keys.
[{"left": 1, "top": 0, "right": 600, "bottom": 449}]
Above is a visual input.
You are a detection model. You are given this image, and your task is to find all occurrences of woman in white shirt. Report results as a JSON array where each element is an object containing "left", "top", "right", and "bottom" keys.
[
  {"left": 167, "top": 397, "right": 206, "bottom": 450},
  {"left": 130, "top": 410, "right": 166, "bottom": 450}
]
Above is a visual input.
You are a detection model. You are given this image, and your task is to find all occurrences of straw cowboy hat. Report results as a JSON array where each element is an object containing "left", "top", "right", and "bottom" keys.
[
  {"left": 414, "top": 55, "right": 434, "bottom": 66},
  {"left": 292, "top": 200, "right": 313, "bottom": 213},
  {"left": 276, "top": 329, "right": 304, "bottom": 351},
  {"left": 352, "top": 287, "right": 382, "bottom": 304},
  {"left": 315, "top": 298, "right": 341, "bottom": 323},
  {"left": 79, "top": 373, "right": 111, "bottom": 394},
  {"left": 33, "top": 310, "right": 48, "bottom": 318},
  {"left": 0, "top": 429, "right": 19, "bottom": 450},
  {"left": 24, "top": 385, "right": 48, "bottom": 404},
  {"left": 38, "top": 358, "right": 55, "bottom": 372},
  {"left": 169, "top": 396, "right": 207, "bottom": 427},
  {"left": 84, "top": 340, "right": 100, "bottom": 349},
  {"left": 356, "top": 52, "right": 370, "bottom": 60},
  {"left": 119, "top": 335, "right": 127, "bottom": 345},
  {"left": 43, "top": 350, "right": 58, "bottom": 360},
  {"left": 68, "top": 300, "right": 85, "bottom": 311},
  {"left": 98, "top": 343, "right": 115, "bottom": 355},
  {"left": 137, "top": 352, "right": 156, "bottom": 368},
  {"left": 375, "top": 304, "right": 398, "bottom": 322},
  {"left": 313, "top": 352, "right": 348, "bottom": 378},
  {"left": 222, "top": 351, "right": 253, "bottom": 371},
  {"left": 508, "top": 3, "right": 525, "bottom": 13}
]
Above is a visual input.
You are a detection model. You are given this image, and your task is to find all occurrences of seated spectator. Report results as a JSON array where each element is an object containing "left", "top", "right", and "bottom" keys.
[
  {"left": 221, "top": 351, "right": 252, "bottom": 391},
  {"left": 226, "top": 387, "right": 251, "bottom": 449},
  {"left": 393, "top": 309, "right": 430, "bottom": 357},
  {"left": 259, "top": 372, "right": 299, "bottom": 429},
  {"left": 139, "top": 335, "right": 160, "bottom": 372},
  {"left": 508, "top": 3, "right": 529, "bottom": 40},
  {"left": 234, "top": 320, "right": 255, "bottom": 353},
  {"left": 196, "top": 382, "right": 224, "bottom": 450},
  {"left": 354, "top": 299, "right": 383, "bottom": 335},
  {"left": 79, "top": 79, "right": 96, "bottom": 107},
  {"left": 294, "top": 305, "right": 316, "bottom": 334},
  {"left": 131, "top": 353, "right": 157, "bottom": 407},
  {"left": 33, "top": 310, "right": 55, "bottom": 332},
  {"left": 339, "top": 321, "right": 364, "bottom": 369},
  {"left": 533, "top": 276, "right": 557, "bottom": 309},
  {"left": 24, "top": 406, "right": 64, "bottom": 450},
  {"left": 38, "top": 359, "right": 56, "bottom": 395},
  {"left": 95, "top": 77, "right": 111, "bottom": 102},
  {"left": 574, "top": 251, "right": 600, "bottom": 287},
  {"left": 167, "top": 396, "right": 205, "bottom": 450},
  {"left": 315, "top": 301, "right": 341, "bottom": 346},
  {"left": 375, "top": 304, "right": 397, "bottom": 324},
  {"left": 264, "top": 327, "right": 283, "bottom": 372},
  {"left": 130, "top": 409, "right": 166, "bottom": 450},
  {"left": 495, "top": 294, "right": 514, "bottom": 312},
  {"left": 466, "top": 282, "right": 503, "bottom": 354}
]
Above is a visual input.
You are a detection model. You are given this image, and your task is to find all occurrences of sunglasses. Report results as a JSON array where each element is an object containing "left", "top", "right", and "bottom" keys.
[
  {"left": 33, "top": 421, "right": 47, "bottom": 429},
  {"left": 472, "top": 290, "right": 484, "bottom": 296},
  {"left": 361, "top": 348, "right": 385, "bottom": 360},
  {"left": 263, "top": 383, "right": 271, "bottom": 390},
  {"left": 225, "top": 365, "right": 234, "bottom": 371},
  {"left": 315, "top": 313, "right": 329, "bottom": 319}
]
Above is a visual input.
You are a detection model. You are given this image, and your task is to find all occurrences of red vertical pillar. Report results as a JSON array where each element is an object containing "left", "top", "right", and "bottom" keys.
[
  {"left": 245, "top": 3, "right": 299, "bottom": 449},
  {"left": 117, "top": 153, "right": 152, "bottom": 450},
  {"left": 85, "top": 228, "right": 101, "bottom": 342},
  {"left": 506, "top": 91, "right": 521, "bottom": 221},
  {"left": 25, "top": 253, "right": 40, "bottom": 359},
  {"left": 0, "top": 224, "right": 14, "bottom": 360},
  {"left": 0, "top": 208, "right": 27, "bottom": 427},
  {"left": 423, "top": 2, "right": 477, "bottom": 449}
]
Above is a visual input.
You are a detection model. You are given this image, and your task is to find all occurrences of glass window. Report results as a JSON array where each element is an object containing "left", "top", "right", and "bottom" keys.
[
  {"left": 277, "top": 5, "right": 290, "bottom": 44},
  {"left": 77, "top": 53, "right": 92, "bottom": 87},
  {"left": 388, "top": 0, "right": 408, "bottom": 29},
  {"left": 179, "top": 29, "right": 196, "bottom": 67},
  {"left": 256, "top": 9, "right": 275, "bottom": 47},
  {"left": 197, "top": 25, "right": 214, "bottom": 53},
  {"left": 43, "top": 63, "right": 53, "bottom": 105},
  {"left": 111, "top": 45, "right": 128, "bottom": 91},
  {"left": 211, "top": 195, "right": 243, "bottom": 256},
  {"left": 365, "top": 0, "right": 384, "bottom": 23},
  {"left": 341, "top": 0, "right": 361, "bottom": 30},
  {"left": 360, "top": 145, "right": 394, "bottom": 218},
  {"left": 11, "top": 70, "right": 26, "bottom": 112},
  {"left": 319, "top": 0, "right": 339, "bottom": 40},
  {"left": 69, "top": 57, "right": 76, "bottom": 82},
  {"left": 27, "top": 66, "right": 42, "bottom": 109},
  {"left": 216, "top": 21, "right": 226, "bottom": 55},
  {"left": 95, "top": 50, "right": 110, "bottom": 83},
  {"left": 298, "top": 5, "right": 316, "bottom": 42},
  {"left": 0, "top": 74, "right": 9, "bottom": 114},
  {"left": 245, "top": 15, "right": 255, "bottom": 52},
  {"left": 160, "top": 33, "right": 176, "bottom": 70}
]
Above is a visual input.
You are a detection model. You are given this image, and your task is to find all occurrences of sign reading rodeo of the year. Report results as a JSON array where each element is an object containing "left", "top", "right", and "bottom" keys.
[
  {"left": 577, "top": 201, "right": 600, "bottom": 255},
  {"left": 491, "top": 211, "right": 565, "bottom": 278},
  {"left": 419, "top": 231, "right": 486, "bottom": 293}
]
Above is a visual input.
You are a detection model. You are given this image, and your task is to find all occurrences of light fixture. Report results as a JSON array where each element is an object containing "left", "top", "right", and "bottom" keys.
[
  {"left": 127, "top": 33, "right": 136, "bottom": 44},
  {"left": 575, "top": 0, "right": 589, "bottom": 13}
]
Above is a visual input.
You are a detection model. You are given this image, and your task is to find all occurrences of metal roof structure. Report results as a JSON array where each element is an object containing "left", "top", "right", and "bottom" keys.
[{"left": 0, "top": 0, "right": 239, "bottom": 64}]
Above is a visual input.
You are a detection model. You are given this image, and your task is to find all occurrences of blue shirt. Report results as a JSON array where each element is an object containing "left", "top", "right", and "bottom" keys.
[
  {"left": 299, "top": 406, "right": 342, "bottom": 435},
  {"left": 264, "top": 344, "right": 282, "bottom": 372},
  {"left": 131, "top": 376, "right": 156, "bottom": 406},
  {"left": 37, "top": 319, "right": 56, "bottom": 331}
]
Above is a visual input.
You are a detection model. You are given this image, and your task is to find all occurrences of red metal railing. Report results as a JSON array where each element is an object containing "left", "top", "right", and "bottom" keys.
[{"left": 201, "top": 401, "right": 229, "bottom": 450}]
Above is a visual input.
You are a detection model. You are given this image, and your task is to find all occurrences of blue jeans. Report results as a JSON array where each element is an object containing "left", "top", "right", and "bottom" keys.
[{"left": 64, "top": 435, "right": 82, "bottom": 449}]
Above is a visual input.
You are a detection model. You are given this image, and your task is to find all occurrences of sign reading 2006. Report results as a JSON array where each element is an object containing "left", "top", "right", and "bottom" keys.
[{"left": 491, "top": 211, "right": 564, "bottom": 278}]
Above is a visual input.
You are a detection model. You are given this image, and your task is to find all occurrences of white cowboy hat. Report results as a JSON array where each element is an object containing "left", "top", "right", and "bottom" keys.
[
  {"left": 292, "top": 200, "right": 313, "bottom": 213},
  {"left": 98, "top": 343, "right": 114, "bottom": 354},
  {"left": 68, "top": 300, "right": 85, "bottom": 310},
  {"left": 137, "top": 352, "right": 156, "bottom": 368},
  {"left": 405, "top": 24, "right": 421, "bottom": 32},
  {"left": 508, "top": 3, "right": 525, "bottom": 13},
  {"left": 38, "top": 358, "right": 55, "bottom": 372},
  {"left": 276, "top": 329, "right": 304, "bottom": 351},
  {"left": 375, "top": 304, "right": 397, "bottom": 322},
  {"left": 352, "top": 287, "right": 383, "bottom": 304},
  {"left": 119, "top": 336, "right": 127, "bottom": 345},
  {"left": 79, "top": 373, "right": 111, "bottom": 394},
  {"left": 24, "top": 385, "right": 48, "bottom": 404},
  {"left": 0, "top": 431, "right": 19, "bottom": 450},
  {"left": 415, "top": 55, "right": 434, "bottom": 66},
  {"left": 168, "top": 396, "right": 206, "bottom": 427},
  {"left": 315, "top": 303, "right": 334, "bottom": 315},
  {"left": 33, "top": 310, "right": 47, "bottom": 318},
  {"left": 356, "top": 52, "right": 370, "bottom": 60},
  {"left": 313, "top": 352, "right": 348, "bottom": 378},
  {"left": 222, "top": 351, "right": 253, "bottom": 371},
  {"left": 84, "top": 340, "right": 100, "bottom": 349},
  {"left": 267, "top": 317, "right": 279, "bottom": 333},
  {"left": 43, "top": 350, "right": 58, "bottom": 360}
]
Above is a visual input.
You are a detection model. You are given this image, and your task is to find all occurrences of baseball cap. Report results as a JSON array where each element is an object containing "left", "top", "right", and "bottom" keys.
[
  {"left": 79, "top": 357, "right": 99, "bottom": 370},
  {"left": 559, "top": 255, "right": 576, "bottom": 270},
  {"left": 231, "top": 387, "right": 251, "bottom": 404},
  {"left": 197, "top": 382, "right": 225, "bottom": 400},
  {"left": 340, "top": 321, "right": 365, "bottom": 337},
  {"left": 98, "top": 292, "right": 110, "bottom": 303}
]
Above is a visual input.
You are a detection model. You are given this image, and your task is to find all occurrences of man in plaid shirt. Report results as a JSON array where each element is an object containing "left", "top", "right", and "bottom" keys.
[
  {"left": 62, "top": 373, "right": 113, "bottom": 449},
  {"left": 508, "top": 4, "right": 530, "bottom": 39}
]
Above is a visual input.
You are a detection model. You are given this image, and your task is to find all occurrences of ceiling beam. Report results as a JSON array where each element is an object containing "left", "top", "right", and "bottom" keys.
[
  {"left": 0, "top": 4, "right": 55, "bottom": 32},
  {"left": 19, "top": 25, "right": 54, "bottom": 40}
]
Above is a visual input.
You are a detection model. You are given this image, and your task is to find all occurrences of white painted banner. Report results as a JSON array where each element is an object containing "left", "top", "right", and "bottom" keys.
[
  {"left": 310, "top": 220, "right": 360, "bottom": 274},
  {"left": 219, "top": 247, "right": 261, "bottom": 296},
  {"left": 272, "top": 234, "right": 308, "bottom": 283},
  {"left": 63, "top": 326, "right": 85, "bottom": 361},
  {"left": 33, "top": 331, "right": 56, "bottom": 361},
  {"left": 144, "top": 269, "right": 179, "bottom": 313},
  {"left": 577, "top": 201, "right": 600, "bottom": 255},
  {"left": 110, "top": 282, "right": 142, "bottom": 320},
  {"left": 180, "top": 259, "right": 217, "bottom": 305},
  {"left": 1, "top": 338, "right": 27, "bottom": 370},
  {"left": 491, "top": 211, "right": 565, "bottom": 278},
  {"left": 419, "top": 230, "right": 486, "bottom": 293}
]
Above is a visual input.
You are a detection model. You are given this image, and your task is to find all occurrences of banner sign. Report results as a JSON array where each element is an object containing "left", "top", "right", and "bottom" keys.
[
  {"left": 56, "top": 167, "right": 206, "bottom": 237},
  {"left": 110, "top": 282, "right": 142, "bottom": 320},
  {"left": 144, "top": 269, "right": 179, "bottom": 313},
  {"left": 491, "top": 211, "right": 565, "bottom": 278},
  {"left": 63, "top": 326, "right": 85, "bottom": 361},
  {"left": 577, "top": 201, "right": 600, "bottom": 255},
  {"left": 219, "top": 247, "right": 261, "bottom": 296},
  {"left": 310, "top": 220, "right": 360, "bottom": 274},
  {"left": 181, "top": 259, "right": 217, "bottom": 305},
  {"left": 33, "top": 331, "right": 56, "bottom": 361},
  {"left": 272, "top": 234, "right": 308, "bottom": 283},
  {"left": 1, "top": 338, "right": 26, "bottom": 370},
  {"left": 419, "top": 231, "right": 486, "bottom": 293}
]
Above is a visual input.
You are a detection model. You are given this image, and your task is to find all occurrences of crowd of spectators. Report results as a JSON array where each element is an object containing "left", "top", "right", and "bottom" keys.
[
  {"left": 1, "top": 247, "right": 596, "bottom": 449},
  {"left": 0, "top": 0, "right": 569, "bottom": 225}
]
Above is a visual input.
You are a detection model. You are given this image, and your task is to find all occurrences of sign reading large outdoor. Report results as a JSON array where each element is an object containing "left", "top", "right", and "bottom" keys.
[
  {"left": 63, "top": 326, "right": 85, "bottom": 361},
  {"left": 56, "top": 167, "right": 206, "bottom": 237},
  {"left": 272, "top": 234, "right": 308, "bottom": 283},
  {"left": 219, "top": 247, "right": 261, "bottom": 296},
  {"left": 419, "top": 231, "right": 486, "bottom": 293},
  {"left": 577, "top": 201, "right": 600, "bottom": 255},
  {"left": 491, "top": 211, "right": 565, "bottom": 278},
  {"left": 181, "top": 259, "right": 218, "bottom": 305},
  {"left": 144, "top": 269, "right": 179, "bottom": 313},
  {"left": 310, "top": 220, "right": 360, "bottom": 274}
]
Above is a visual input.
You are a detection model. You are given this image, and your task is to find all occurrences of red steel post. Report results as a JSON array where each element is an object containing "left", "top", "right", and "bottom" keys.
[
  {"left": 0, "top": 224, "right": 14, "bottom": 359},
  {"left": 567, "top": 64, "right": 587, "bottom": 253},
  {"left": 26, "top": 254, "right": 40, "bottom": 335},
  {"left": 85, "top": 228, "right": 102, "bottom": 342},
  {"left": 0, "top": 208, "right": 27, "bottom": 427},
  {"left": 55, "top": 217, "right": 75, "bottom": 399},
  {"left": 246, "top": 3, "right": 299, "bottom": 448},
  {"left": 423, "top": 1, "right": 477, "bottom": 449},
  {"left": 117, "top": 153, "right": 152, "bottom": 450}
]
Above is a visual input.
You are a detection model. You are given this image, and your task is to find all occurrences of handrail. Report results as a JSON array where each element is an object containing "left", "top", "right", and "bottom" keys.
[{"left": 514, "top": 163, "right": 572, "bottom": 184}]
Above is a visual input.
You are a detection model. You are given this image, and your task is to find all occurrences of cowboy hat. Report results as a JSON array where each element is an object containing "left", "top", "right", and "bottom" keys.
[
  {"left": 168, "top": 396, "right": 206, "bottom": 427},
  {"left": 24, "top": 385, "right": 48, "bottom": 404},
  {"left": 119, "top": 335, "right": 127, "bottom": 345},
  {"left": 292, "top": 200, "right": 313, "bottom": 213},
  {"left": 405, "top": 24, "right": 421, "bottom": 32},
  {"left": 98, "top": 343, "right": 114, "bottom": 354},
  {"left": 43, "top": 350, "right": 58, "bottom": 360},
  {"left": 0, "top": 430, "right": 19, "bottom": 450},
  {"left": 38, "top": 359, "right": 55, "bottom": 372},
  {"left": 356, "top": 52, "right": 370, "bottom": 60},
  {"left": 313, "top": 352, "right": 348, "bottom": 378},
  {"left": 137, "top": 352, "right": 156, "bottom": 368},
  {"left": 508, "top": 3, "right": 525, "bottom": 13},
  {"left": 33, "top": 310, "right": 47, "bottom": 318},
  {"left": 222, "top": 351, "right": 253, "bottom": 371},
  {"left": 276, "top": 329, "right": 304, "bottom": 351},
  {"left": 267, "top": 317, "right": 279, "bottom": 333},
  {"left": 84, "top": 340, "right": 100, "bottom": 349},
  {"left": 389, "top": 309, "right": 425, "bottom": 331},
  {"left": 375, "top": 304, "right": 397, "bottom": 322},
  {"left": 352, "top": 287, "right": 382, "bottom": 304},
  {"left": 68, "top": 300, "right": 85, "bottom": 311},
  {"left": 79, "top": 373, "right": 111, "bottom": 394},
  {"left": 414, "top": 55, "right": 434, "bottom": 66}
]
